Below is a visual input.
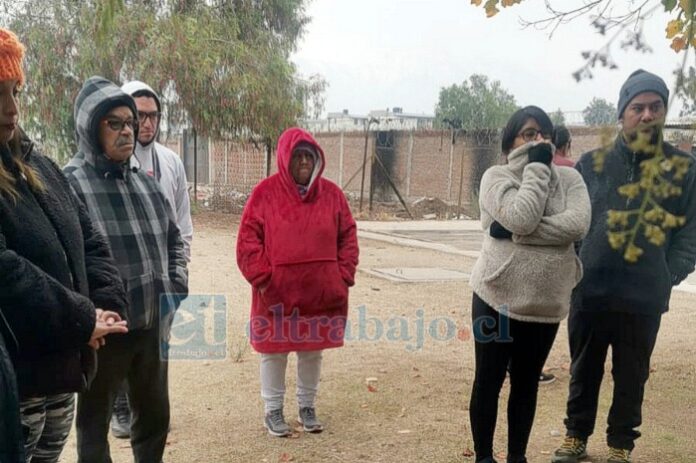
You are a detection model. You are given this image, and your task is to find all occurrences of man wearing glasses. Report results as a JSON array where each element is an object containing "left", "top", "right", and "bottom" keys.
[
  {"left": 104, "top": 80, "right": 193, "bottom": 440},
  {"left": 64, "top": 76, "right": 188, "bottom": 463},
  {"left": 552, "top": 70, "right": 696, "bottom": 463},
  {"left": 122, "top": 80, "right": 192, "bottom": 261}
]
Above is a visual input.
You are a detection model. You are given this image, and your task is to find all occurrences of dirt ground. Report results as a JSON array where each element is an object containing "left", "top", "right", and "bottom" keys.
[{"left": 61, "top": 211, "right": 696, "bottom": 463}]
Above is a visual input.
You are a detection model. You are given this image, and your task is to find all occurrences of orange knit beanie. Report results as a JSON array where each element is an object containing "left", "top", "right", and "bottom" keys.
[{"left": 0, "top": 28, "right": 25, "bottom": 87}]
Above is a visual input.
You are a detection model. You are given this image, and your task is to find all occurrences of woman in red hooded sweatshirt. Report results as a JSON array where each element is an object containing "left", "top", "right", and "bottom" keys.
[{"left": 237, "top": 127, "right": 359, "bottom": 437}]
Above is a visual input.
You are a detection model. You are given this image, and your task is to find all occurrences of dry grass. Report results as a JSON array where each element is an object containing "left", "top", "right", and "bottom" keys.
[{"left": 60, "top": 212, "right": 696, "bottom": 462}]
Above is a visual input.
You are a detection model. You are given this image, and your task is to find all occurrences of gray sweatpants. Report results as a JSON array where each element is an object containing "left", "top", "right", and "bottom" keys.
[{"left": 260, "top": 350, "right": 323, "bottom": 413}]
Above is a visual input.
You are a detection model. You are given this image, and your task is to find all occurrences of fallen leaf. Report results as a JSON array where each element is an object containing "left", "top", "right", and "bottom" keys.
[
  {"left": 462, "top": 448, "right": 474, "bottom": 457},
  {"left": 367, "top": 384, "right": 378, "bottom": 393},
  {"left": 279, "top": 453, "right": 294, "bottom": 462},
  {"left": 457, "top": 327, "right": 471, "bottom": 342}
]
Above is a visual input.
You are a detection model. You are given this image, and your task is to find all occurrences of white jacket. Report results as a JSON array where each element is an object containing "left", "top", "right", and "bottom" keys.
[{"left": 469, "top": 142, "right": 591, "bottom": 323}]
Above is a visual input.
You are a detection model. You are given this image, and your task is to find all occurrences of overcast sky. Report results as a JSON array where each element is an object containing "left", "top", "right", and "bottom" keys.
[{"left": 291, "top": 0, "right": 685, "bottom": 119}]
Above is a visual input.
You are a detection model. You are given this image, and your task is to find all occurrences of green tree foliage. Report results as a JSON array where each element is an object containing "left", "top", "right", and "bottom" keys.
[
  {"left": 583, "top": 97, "right": 616, "bottom": 126},
  {"left": 1, "top": 0, "right": 326, "bottom": 162},
  {"left": 434, "top": 74, "right": 518, "bottom": 130}
]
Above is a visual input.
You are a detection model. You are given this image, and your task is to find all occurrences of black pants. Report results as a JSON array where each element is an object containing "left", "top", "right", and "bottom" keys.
[
  {"left": 564, "top": 308, "right": 661, "bottom": 451},
  {"left": 76, "top": 327, "right": 169, "bottom": 463},
  {"left": 469, "top": 293, "right": 559, "bottom": 463}
]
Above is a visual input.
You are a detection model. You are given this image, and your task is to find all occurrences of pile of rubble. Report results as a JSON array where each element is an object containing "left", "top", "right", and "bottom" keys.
[{"left": 190, "top": 185, "right": 473, "bottom": 221}]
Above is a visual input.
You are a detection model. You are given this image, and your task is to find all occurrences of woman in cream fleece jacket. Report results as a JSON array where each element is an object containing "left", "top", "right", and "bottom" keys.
[{"left": 468, "top": 106, "right": 591, "bottom": 463}]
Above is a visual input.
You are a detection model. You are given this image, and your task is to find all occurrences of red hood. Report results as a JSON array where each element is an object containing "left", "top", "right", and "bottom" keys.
[{"left": 277, "top": 127, "right": 325, "bottom": 200}]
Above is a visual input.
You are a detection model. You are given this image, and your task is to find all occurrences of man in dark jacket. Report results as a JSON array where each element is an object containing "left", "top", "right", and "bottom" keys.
[
  {"left": 553, "top": 70, "right": 696, "bottom": 463},
  {"left": 64, "top": 76, "right": 188, "bottom": 463}
]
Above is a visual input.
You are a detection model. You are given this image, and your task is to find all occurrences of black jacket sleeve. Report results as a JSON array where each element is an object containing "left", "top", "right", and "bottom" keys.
[{"left": 0, "top": 224, "right": 96, "bottom": 355}]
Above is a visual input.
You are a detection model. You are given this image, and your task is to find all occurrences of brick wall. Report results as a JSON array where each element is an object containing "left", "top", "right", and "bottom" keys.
[
  {"left": 176, "top": 127, "right": 614, "bottom": 211},
  {"left": 566, "top": 126, "right": 618, "bottom": 162},
  {"left": 314, "top": 130, "right": 481, "bottom": 206},
  {"left": 313, "top": 132, "right": 376, "bottom": 193}
]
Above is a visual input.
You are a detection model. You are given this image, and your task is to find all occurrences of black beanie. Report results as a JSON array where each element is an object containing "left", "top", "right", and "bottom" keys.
[{"left": 617, "top": 69, "right": 669, "bottom": 119}]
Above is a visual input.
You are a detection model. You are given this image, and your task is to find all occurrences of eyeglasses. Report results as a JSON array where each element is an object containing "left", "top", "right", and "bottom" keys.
[
  {"left": 103, "top": 118, "right": 137, "bottom": 132},
  {"left": 137, "top": 111, "right": 161, "bottom": 123},
  {"left": 518, "top": 128, "right": 551, "bottom": 142}
]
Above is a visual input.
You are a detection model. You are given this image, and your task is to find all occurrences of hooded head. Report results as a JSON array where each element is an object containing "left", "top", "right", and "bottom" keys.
[
  {"left": 74, "top": 76, "right": 138, "bottom": 165},
  {"left": 276, "top": 127, "right": 325, "bottom": 200},
  {"left": 122, "top": 80, "right": 161, "bottom": 147}
]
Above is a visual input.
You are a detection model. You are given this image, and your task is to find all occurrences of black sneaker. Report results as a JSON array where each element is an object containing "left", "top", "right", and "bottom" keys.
[
  {"left": 539, "top": 371, "right": 556, "bottom": 385},
  {"left": 298, "top": 407, "right": 324, "bottom": 433},
  {"left": 264, "top": 409, "right": 292, "bottom": 437},
  {"left": 110, "top": 392, "right": 131, "bottom": 439}
]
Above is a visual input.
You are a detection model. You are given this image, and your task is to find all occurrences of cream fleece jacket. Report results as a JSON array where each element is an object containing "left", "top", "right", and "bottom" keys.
[{"left": 469, "top": 142, "right": 591, "bottom": 323}]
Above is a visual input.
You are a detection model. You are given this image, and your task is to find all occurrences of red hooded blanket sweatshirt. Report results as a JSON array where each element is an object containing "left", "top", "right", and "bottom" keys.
[{"left": 236, "top": 128, "right": 359, "bottom": 353}]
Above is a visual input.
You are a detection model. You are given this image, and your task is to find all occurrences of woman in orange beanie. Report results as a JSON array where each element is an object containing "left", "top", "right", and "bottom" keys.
[{"left": 0, "top": 27, "right": 129, "bottom": 462}]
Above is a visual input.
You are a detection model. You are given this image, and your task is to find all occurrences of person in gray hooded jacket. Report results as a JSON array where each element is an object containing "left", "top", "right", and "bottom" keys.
[
  {"left": 64, "top": 76, "right": 188, "bottom": 463},
  {"left": 468, "top": 106, "right": 591, "bottom": 463}
]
